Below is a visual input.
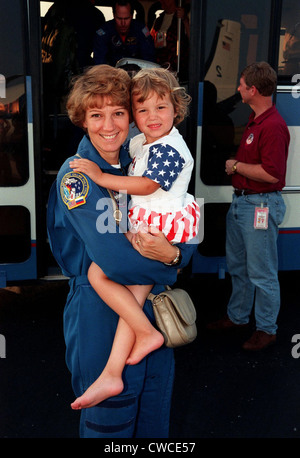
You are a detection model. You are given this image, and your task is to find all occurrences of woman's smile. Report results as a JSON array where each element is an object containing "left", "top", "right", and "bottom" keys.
[
  {"left": 83, "top": 96, "right": 129, "bottom": 163},
  {"left": 101, "top": 132, "right": 120, "bottom": 140}
]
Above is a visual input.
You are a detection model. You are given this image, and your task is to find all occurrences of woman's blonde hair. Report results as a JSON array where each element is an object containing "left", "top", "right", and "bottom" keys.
[
  {"left": 66, "top": 65, "right": 132, "bottom": 128},
  {"left": 131, "top": 68, "right": 191, "bottom": 125}
]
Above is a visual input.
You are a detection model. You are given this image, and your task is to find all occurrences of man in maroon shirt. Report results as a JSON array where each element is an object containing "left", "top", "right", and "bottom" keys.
[{"left": 208, "top": 62, "right": 290, "bottom": 351}]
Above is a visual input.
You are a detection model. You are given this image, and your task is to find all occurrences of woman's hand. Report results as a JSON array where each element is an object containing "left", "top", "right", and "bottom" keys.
[{"left": 131, "top": 224, "right": 179, "bottom": 264}]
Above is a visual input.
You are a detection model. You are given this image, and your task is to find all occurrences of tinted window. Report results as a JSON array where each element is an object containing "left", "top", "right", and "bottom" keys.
[
  {"left": 0, "top": 206, "right": 31, "bottom": 263},
  {"left": 0, "top": 0, "right": 29, "bottom": 187},
  {"left": 200, "top": 0, "right": 272, "bottom": 185},
  {"left": 0, "top": 1, "right": 31, "bottom": 265}
]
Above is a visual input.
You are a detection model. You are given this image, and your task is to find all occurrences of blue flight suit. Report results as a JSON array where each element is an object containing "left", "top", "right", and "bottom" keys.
[
  {"left": 93, "top": 19, "right": 155, "bottom": 66},
  {"left": 47, "top": 135, "right": 197, "bottom": 438}
]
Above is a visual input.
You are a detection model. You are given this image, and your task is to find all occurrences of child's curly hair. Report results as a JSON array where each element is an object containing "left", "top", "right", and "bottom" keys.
[{"left": 131, "top": 67, "right": 191, "bottom": 125}]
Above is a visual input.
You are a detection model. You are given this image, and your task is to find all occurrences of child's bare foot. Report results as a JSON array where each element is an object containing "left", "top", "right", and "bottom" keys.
[
  {"left": 126, "top": 329, "right": 164, "bottom": 365},
  {"left": 71, "top": 373, "right": 124, "bottom": 410}
]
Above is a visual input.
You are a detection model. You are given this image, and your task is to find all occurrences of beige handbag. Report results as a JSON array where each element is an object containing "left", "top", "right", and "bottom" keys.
[{"left": 148, "top": 286, "right": 197, "bottom": 348}]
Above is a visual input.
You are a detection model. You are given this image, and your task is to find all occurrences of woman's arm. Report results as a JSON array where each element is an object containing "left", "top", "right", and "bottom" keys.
[{"left": 70, "top": 158, "right": 160, "bottom": 195}]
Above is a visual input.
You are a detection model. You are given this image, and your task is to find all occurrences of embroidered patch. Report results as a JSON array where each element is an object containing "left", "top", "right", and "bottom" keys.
[
  {"left": 60, "top": 172, "right": 89, "bottom": 210},
  {"left": 246, "top": 133, "right": 254, "bottom": 145}
]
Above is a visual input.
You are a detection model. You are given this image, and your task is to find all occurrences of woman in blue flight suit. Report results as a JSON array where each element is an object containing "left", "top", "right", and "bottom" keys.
[{"left": 47, "top": 64, "right": 196, "bottom": 438}]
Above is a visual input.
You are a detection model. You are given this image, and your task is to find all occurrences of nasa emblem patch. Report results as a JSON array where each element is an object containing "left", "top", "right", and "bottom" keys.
[{"left": 60, "top": 172, "right": 89, "bottom": 210}]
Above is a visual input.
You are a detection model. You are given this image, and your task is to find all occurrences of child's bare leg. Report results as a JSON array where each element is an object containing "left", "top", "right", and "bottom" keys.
[
  {"left": 70, "top": 263, "right": 163, "bottom": 409},
  {"left": 71, "top": 316, "right": 134, "bottom": 410},
  {"left": 125, "top": 284, "right": 163, "bottom": 365},
  {"left": 88, "top": 263, "right": 163, "bottom": 361}
]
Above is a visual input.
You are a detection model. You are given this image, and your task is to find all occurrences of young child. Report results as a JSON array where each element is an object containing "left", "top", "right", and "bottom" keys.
[{"left": 69, "top": 68, "right": 200, "bottom": 409}]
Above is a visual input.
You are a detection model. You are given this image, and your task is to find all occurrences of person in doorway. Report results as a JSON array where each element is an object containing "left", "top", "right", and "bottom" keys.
[
  {"left": 47, "top": 64, "right": 196, "bottom": 437},
  {"left": 207, "top": 62, "right": 290, "bottom": 351},
  {"left": 150, "top": 0, "right": 190, "bottom": 79},
  {"left": 93, "top": 0, "right": 155, "bottom": 66}
]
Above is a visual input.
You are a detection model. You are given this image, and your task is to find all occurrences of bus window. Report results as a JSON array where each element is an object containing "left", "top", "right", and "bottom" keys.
[
  {"left": 0, "top": 0, "right": 29, "bottom": 187},
  {"left": 0, "top": 206, "right": 31, "bottom": 263},
  {"left": 0, "top": 0, "right": 37, "bottom": 284},
  {"left": 0, "top": 78, "right": 29, "bottom": 187},
  {"left": 200, "top": 0, "right": 272, "bottom": 186},
  {"left": 278, "top": 0, "right": 300, "bottom": 78},
  {"left": 0, "top": 1, "right": 29, "bottom": 189}
]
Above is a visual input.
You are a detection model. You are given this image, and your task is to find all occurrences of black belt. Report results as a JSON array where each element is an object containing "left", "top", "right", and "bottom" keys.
[{"left": 234, "top": 189, "right": 258, "bottom": 196}]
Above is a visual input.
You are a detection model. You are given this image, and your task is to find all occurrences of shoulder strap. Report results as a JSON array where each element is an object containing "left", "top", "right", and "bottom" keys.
[
  {"left": 106, "top": 188, "right": 122, "bottom": 225},
  {"left": 147, "top": 286, "right": 170, "bottom": 301}
]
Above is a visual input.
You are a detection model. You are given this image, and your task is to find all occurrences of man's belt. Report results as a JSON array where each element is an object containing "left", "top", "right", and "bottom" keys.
[{"left": 234, "top": 189, "right": 258, "bottom": 196}]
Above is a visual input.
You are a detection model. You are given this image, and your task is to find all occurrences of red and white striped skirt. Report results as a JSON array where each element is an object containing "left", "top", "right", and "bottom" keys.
[{"left": 128, "top": 200, "right": 200, "bottom": 243}]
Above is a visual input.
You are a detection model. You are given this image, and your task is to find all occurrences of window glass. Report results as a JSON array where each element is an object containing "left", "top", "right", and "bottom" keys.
[
  {"left": 0, "top": 206, "right": 31, "bottom": 263},
  {"left": 200, "top": 0, "right": 272, "bottom": 185},
  {"left": 278, "top": 0, "right": 300, "bottom": 78},
  {"left": 0, "top": 0, "right": 29, "bottom": 187}
]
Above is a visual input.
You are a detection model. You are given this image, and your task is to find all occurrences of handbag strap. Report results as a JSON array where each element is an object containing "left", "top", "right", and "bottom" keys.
[
  {"left": 147, "top": 292, "right": 155, "bottom": 301},
  {"left": 148, "top": 285, "right": 171, "bottom": 301}
]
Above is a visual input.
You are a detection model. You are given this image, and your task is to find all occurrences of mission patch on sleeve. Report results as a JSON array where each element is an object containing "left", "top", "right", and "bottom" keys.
[{"left": 60, "top": 172, "right": 89, "bottom": 210}]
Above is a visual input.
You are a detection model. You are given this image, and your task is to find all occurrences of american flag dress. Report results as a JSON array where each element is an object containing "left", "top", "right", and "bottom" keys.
[{"left": 128, "top": 127, "right": 200, "bottom": 244}]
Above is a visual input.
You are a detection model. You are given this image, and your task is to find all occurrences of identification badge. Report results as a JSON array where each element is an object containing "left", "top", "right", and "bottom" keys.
[{"left": 254, "top": 206, "right": 269, "bottom": 230}]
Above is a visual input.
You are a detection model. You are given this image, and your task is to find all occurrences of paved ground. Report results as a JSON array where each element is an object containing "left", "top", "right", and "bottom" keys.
[{"left": 0, "top": 270, "right": 300, "bottom": 438}]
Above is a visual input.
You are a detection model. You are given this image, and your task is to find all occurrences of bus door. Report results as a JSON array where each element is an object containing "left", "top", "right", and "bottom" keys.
[
  {"left": 190, "top": 0, "right": 296, "bottom": 277},
  {"left": 0, "top": 0, "right": 42, "bottom": 287}
]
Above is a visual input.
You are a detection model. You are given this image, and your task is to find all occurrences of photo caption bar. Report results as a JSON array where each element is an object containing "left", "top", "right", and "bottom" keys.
[{"left": 103, "top": 441, "right": 196, "bottom": 455}]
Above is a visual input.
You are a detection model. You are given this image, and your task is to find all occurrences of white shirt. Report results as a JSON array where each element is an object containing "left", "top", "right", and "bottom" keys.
[{"left": 128, "top": 127, "right": 195, "bottom": 213}]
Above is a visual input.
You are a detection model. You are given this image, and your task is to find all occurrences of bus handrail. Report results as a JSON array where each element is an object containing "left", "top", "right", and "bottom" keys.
[{"left": 282, "top": 186, "right": 300, "bottom": 193}]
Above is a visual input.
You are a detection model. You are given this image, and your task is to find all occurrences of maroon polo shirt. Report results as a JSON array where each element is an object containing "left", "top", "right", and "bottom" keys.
[{"left": 232, "top": 105, "right": 290, "bottom": 193}]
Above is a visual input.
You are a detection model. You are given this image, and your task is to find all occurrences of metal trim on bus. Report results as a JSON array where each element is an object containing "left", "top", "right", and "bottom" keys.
[
  {"left": 282, "top": 186, "right": 300, "bottom": 193},
  {"left": 277, "top": 85, "right": 299, "bottom": 91}
]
